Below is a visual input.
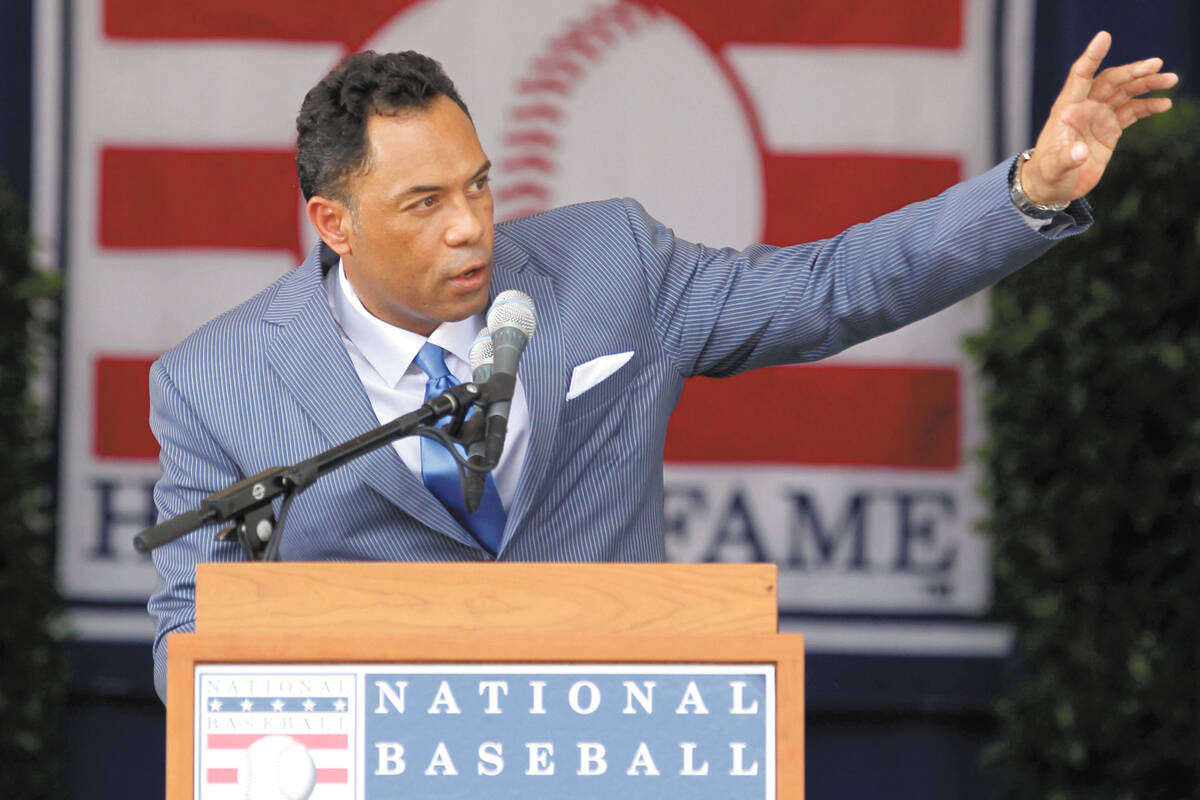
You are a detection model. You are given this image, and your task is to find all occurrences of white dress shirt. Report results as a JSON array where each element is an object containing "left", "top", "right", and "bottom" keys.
[{"left": 324, "top": 260, "right": 529, "bottom": 510}]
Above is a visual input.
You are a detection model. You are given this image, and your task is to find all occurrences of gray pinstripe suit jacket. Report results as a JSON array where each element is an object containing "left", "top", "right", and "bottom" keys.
[{"left": 147, "top": 158, "right": 1089, "bottom": 698}]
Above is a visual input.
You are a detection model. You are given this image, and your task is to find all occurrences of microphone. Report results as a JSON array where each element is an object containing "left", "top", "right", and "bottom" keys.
[
  {"left": 463, "top": 327, "right": 493, "bottom": 513},
  {"left": 483, "top": 290, "right": 536, "bottom": 469}
]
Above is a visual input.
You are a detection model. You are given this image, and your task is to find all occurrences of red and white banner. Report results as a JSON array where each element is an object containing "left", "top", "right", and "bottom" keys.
[{"left": 36, "top": 0, "right": 1034, "bottom": 648}]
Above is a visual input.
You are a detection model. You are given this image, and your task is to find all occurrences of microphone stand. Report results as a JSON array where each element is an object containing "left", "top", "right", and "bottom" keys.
[{"left": 133, "top": 382, "right": 488, "bottom": 561}]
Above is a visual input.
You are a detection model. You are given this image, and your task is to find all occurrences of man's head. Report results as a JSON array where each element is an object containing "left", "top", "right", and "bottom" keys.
[
  {"left": 298, "top": 51, "right": 494, "bottom": 335},
  {"left": 296, "top": 50, "right": 472, "bottom": 204}
]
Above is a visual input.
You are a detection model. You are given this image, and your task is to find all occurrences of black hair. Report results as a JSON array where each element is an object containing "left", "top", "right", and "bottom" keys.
[{"left": 295, "top": 50, "right": 471, "bottom": 201}]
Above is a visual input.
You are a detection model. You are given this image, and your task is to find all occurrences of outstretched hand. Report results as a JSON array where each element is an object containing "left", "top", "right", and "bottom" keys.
[{"left": 1021, "top": 31, "right": 1178, "bottom": 206}]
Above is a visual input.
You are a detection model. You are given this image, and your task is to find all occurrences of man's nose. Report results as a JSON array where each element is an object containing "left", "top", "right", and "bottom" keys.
[{"left": 445, "top": 195, "right": 485, "bottom": 247}]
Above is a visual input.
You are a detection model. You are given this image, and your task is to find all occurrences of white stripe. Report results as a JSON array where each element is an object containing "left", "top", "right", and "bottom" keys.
[
  {"left": 78, "top": 4, "right": 341, "bottom": 146},
  {"left": 781, "top": 618, "right": 1013, "bottom": 657},
  {"left": 72, "top": 251, "right": 300, "bottom": 352},
  {"left": 1002, "top": 0, "right": 1038, "bottom": 155},
  {"left": 31, "top": 0, "right": 62, "bottom": 272},
  {"left": 68, "top": 608, "right": 156, "bottom": 640},
  {"left": 724, "top": 45, "right": 978, "bottom": 155}
]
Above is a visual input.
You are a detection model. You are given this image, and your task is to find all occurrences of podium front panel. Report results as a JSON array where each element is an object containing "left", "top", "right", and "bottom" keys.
[{"left": 168, "top": 633, "right": 804, "bottom": 799}]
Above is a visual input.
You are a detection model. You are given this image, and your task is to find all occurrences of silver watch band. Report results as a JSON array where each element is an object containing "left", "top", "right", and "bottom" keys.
[{"left": 1009, "top": 149, "right": 1070, "bottom": 220}]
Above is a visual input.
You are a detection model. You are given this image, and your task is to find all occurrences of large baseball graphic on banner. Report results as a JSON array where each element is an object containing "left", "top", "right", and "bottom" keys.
[{"left": 362, "top": 0, "right": 762, "bottom": 247}]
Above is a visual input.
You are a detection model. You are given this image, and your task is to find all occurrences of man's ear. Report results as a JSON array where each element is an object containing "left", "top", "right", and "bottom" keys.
[{"left": 305, "top": 194, "right": 353, "bottom": 256}]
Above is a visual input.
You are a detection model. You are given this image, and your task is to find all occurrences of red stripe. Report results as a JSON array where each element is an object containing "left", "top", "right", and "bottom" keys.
[
  {"left": 99, "top": 148, "right": 302, "bottom": 260},
  {"left": 104, "top": 0, "right": 960, "bottom": 51},
  {"left": 645, "top": 0, "right": 962, "bottom": 49},
  {"left": 104, "top": 0, "right": 424, "bottom": 50},
  {"left": 760, "top": 154, "right": 961, "bottom": 246},
  {"left": 317, "top": 768, "right": 349, "bottom": 783},
  {"left": 105, "top": 357, "right": 958, "bottom": 466},
  {"left": 206, "top": 768, "right": 238, "bottom": 783},
  {"left": 207, "top": 733, "right": 349, "bottom": 749},
  {"left": 93, "top": 357, "right": 158, "bottom": 459},
  {"left": 664, "top": 365, "right": 959, "bottom": 469},
  {"left": 206, "top": 767, "right": 349, "bottom": 785}
]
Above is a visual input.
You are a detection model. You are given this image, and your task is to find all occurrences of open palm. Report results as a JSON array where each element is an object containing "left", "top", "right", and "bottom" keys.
[{"left": 1023, "top": 32, "right": 1177, "bottom": 205}]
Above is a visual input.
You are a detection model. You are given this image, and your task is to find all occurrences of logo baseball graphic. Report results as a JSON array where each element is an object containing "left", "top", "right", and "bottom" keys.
[{"left": 238, "top": 736, "right": 317, "bottom": 800}]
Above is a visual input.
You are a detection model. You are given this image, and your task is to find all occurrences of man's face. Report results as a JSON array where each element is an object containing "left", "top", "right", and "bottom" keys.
[{"left": 338, "top": 96, "right": 494, "bottom": 335}]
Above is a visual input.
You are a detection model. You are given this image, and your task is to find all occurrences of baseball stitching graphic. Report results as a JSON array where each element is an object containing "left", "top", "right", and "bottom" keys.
[
  {"left": 238, "top": 735, "right": 318, "bottom": 800},
  {"left": 362, "top": 0, "right": 762, "bottom": 246}
]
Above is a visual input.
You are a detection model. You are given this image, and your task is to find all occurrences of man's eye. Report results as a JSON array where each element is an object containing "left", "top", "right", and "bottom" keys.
[
  {"left": 420, "top": 196, "right": 437, "bottom": 208},
  {"left": 470, "top": 177, "right": 490, "bottom": 192}
]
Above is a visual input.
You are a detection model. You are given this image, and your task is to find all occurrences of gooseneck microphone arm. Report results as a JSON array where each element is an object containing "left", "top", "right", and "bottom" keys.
[{"left": 132, "top": 381, "right": 487, "bottom": 560}]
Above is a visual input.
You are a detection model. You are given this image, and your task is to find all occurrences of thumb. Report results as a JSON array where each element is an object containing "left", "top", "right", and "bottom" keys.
[{"left": 1050, "top": 141, "right": 1087, "bottom": 175}]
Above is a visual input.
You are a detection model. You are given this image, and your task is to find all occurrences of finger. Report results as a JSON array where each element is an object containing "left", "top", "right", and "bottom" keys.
[
  {"left": 1062, "top": 31, "right": 1112, "bottom": 103},
  {"left": 1117, "top": 96, "right": 1173, "bottom": 129},
  {"left": 1089, "top": 58, "right": 1165, "bottom": 102},
  {"left": 1101, "top": 72, "right": 1179, "bottom": 108}
]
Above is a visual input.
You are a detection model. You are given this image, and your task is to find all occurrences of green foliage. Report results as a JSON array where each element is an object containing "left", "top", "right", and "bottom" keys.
[
  {"left": 968, "top": 102, "right": 1200, "bottom": 798},
  {"left": 0, "top": 172, "right": 65, "bottom": 798}
]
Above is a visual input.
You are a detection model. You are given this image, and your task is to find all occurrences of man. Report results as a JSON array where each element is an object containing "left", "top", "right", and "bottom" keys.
[{"left": 147, "top": 34, "right": 1175, "bottom": 700}]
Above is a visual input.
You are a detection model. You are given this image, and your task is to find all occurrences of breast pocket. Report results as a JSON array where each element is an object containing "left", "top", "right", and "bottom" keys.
[{"left": 560, "top": 351, "right": 638, "bottom": 426}]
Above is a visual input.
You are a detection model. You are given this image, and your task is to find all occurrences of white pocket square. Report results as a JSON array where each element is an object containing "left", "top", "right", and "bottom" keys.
[{"left": 566, "top": 351, "right": 635, "bottom": 401}]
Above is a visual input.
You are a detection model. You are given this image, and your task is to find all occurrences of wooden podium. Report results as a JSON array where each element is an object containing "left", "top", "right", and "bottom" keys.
[{"left": 167, "top": 562, "right": 804, "bottom": 798}]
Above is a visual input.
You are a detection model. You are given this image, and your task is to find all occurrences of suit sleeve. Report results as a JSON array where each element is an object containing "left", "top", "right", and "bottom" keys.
[
  {"left": 624, "top": 157, "right": 1091, "bottom": 378},
  {"left": 146, "top": 356, "right": 246, "bottom": 702}
]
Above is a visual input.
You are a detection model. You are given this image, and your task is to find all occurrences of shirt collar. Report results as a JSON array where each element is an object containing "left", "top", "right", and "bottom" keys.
[{"left": 327, "top": 258, "right": 484, "bottom": 386}]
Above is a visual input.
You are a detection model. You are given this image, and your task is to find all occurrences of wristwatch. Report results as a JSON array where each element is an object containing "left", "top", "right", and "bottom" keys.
[{"left": 1009, "top": 149, "right": 1070, "bottom": 220}]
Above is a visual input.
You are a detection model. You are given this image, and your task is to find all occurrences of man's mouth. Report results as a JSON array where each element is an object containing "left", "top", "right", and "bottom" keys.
[{"left": 449, "top": 262, "right": 489, "bottom": 289}]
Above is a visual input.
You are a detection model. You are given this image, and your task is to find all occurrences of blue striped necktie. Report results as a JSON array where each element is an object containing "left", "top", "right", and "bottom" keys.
[{"left": 413, "top": 342, "right": 506, "bottom": 554}]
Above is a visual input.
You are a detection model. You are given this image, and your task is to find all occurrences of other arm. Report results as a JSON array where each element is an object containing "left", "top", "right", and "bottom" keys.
[{"left": 146, "top": 357, "right": 246, "bottom": 702}]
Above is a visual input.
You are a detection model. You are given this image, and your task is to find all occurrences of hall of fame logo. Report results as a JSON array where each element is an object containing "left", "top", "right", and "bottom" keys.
[{"left": 197, "top": 671, "right": 357, "bottom": 799}]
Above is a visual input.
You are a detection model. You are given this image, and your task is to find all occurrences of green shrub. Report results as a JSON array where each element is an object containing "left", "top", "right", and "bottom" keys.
[
  {"left": 969, "top": 101, "right": 1200, "bottom": 798},
  {"left": 0, "top": 172, "right": 65, "bottom": 798}
]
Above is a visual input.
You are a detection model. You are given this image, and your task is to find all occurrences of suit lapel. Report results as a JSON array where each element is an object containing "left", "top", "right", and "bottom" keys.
[
  {"left": 262, "top": 245, "right": 482, "bottom": 551},
  {"left": 488, "top": 236, "right": 566, "bottom": 552}
]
